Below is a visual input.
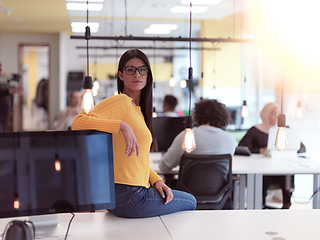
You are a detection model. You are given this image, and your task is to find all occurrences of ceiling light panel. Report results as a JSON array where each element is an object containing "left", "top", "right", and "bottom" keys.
[
  {"left": 181, "top": 0, "right": 223, "bottom": 5},
  {"left": 66, "top": 3, "right": 103, "bottom": 11},
  {"left": 144, "top": 23, "right": 178, "bottom": 35},
  {"left": 170, "top": 6, "right": 208, "bottom": 13},
  {"left": 71, "top": 22, "right": 100, "bottom": 33}
]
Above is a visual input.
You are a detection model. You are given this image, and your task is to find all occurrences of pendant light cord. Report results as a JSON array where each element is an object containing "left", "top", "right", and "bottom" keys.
[
  {"left": 86, "top": 0, "right": 90, "bottom": 76},
  {"left": 124, "top": 0, "right": 128, "bottom": 36},
  {"left": 188, "top": 0, "right": 192, "bottom": 116},
  {"left": 281, "top": 79, "right": 284, "bottom": 114}
]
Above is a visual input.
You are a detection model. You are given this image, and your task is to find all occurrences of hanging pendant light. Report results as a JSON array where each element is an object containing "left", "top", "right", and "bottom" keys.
[
  {"left": 169, "top": 75, "right": 175, "bottom": 87},
  {"left": 55, "top": 153, "right": 61, "bottom": 172},
  {"left": 13, "top": 139, "right": 19, "bottom": 210},
  {"left": 152, "top": 43, "right": 157, "bottom": 118},
  {"left": 80, "top": 1, "right": 95, "bottom": 115},
  {"left": 275, "top": 80, "right": 288, "bottom": 151},
  {"left": 92, "top": 59, "right": 99, "bottom": 97},
  {"left": 54, "top": 134, "right": 61, "bottom": 172},
  {"left": 182, "top": 1, "right": 196, "bottom": 153},
  {"left": 296, "top": 100, "right": 302, "bottom": 118},
  {"left": 14, "top": 192, "right": 20, "bottom": 210},
  {"left": 241, "top": 43, "right": 248, "bottom": 118},
  {"left": 241, "top": 100, "right": 248, "bottom": 118}
]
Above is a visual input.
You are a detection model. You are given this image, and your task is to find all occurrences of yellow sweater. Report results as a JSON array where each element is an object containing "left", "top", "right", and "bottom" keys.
[{"left": 72, "top": 94, "right": 162, "bottom": 188}]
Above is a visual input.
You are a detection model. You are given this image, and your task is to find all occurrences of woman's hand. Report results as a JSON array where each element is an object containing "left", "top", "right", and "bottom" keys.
[
  {"left": 120, "top": 121, "right": 140, "bottom": 157},
  {"left": 154, "top": 180, "right": 173, "bottom": 204}
]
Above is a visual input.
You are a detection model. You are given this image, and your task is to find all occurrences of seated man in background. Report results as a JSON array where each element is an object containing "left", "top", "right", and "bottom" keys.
[
  {"left": 54, "top": 90, "right": 81, "bottom": 130},
  {"left": 159, "top": 99, "right": 237, "bottom": 187},
  {"left": 163, "top": 94, "right": 179, "bottom": 117}
]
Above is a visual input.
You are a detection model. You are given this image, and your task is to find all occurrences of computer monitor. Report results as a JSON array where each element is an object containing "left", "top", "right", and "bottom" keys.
[
  {"left": 153, "top": 117, "right": 185, "bottom": 152},
  {"left": 226, "top": 106, "right": 243, "bottom": 129},
  {"left": 0, "top": 130, "right": 115, "bottom": 238}
]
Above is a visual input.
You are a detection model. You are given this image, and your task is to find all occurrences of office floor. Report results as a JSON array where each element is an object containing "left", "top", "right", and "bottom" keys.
[{"left": 266, "top": 189, "right": 313, "bottom": 209}]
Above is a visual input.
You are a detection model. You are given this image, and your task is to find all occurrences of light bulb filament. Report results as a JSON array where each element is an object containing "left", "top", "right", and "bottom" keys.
[{"left": 182, "top": 128, "right": 196, "bottom": 153}]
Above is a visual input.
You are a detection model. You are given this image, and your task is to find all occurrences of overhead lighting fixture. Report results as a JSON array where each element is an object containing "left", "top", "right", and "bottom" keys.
[
  {"left": 181, "top": 0, "right": 223, "bottom": 4},
  {"left": 144, "top": 28, "right": 171, "bottom": 34},
  {"left": 66, "top": 3, "right": 103, "bottom": 11},
  {"left": 144, "top": 24, "right": 178, "bottom": 35},
  {"left": 275, "top": 80, "right": 288, "bottom": 151},
  {"left": 170, "top": 6, "right": 208, "bottom": 13},
  {"left": 71, "top": 22, "right": 99, "bottom": 33},
  {"left": 181, "top": 1, "right": 196, "bottom": 153}
]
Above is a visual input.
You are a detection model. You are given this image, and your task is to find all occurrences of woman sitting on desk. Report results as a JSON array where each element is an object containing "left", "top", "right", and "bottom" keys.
[
  {"left": 159, "top": 99, "right": 237, "bottom": 174},
  {"left": 72, "top": 49, "right": 196, "bottom": 218},
  {"left": 238, "top": 102, "right": 305, "bottom": 209}
]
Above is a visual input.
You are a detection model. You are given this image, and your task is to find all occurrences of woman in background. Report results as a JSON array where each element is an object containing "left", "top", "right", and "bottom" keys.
[
  {"left": 72, "top": 49, "right": 196, "bottom": 218},
  {"left": 238, "top": 102, "right": 305, "bottom": 209}
]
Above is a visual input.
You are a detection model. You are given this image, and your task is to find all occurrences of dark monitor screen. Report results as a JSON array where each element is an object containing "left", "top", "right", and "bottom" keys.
[
  {"left": 226, "top": 106, "right": 243, "bottom": 129},
  {"left": 0, "top": 130, "right": 115, "bottom": 218},
  {"left": 153, "top": 117, "right": 185, "bottom": 152}
]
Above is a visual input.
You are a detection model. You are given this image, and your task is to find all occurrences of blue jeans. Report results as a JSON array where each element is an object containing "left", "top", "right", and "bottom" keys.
[{"left": 107, "top": 184, "right": 197, "bottom": 218}]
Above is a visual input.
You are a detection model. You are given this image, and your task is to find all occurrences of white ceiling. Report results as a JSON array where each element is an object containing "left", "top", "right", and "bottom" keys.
[{"left": 0, "top": 0, "right": 243, "bottom": 37}]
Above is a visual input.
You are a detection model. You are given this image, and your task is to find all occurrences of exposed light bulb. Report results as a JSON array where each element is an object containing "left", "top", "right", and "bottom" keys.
[
  {"left": 180, "top": 79, "right": 187, "bottom": 88},
  {"left": 14, "top": 199, "right": 20, "bottom": 209},
  {"left": 14, "top": 193, "right": 19, "bottom": 209},
  {"left": 81, "top": 76, "right": 95, "bottom": 114},
  {"left": 153, "top": 107, "right": 157, "bottom": 118},
  {"left": 275, "top": 114, "right": 288, "bottom": 151},
  {"left": 241, "top": 100, "right": 248, "bottom": 118},
  {"left": 93, "top": 79, "right": 100, "bottom": 90},
  {"left": 169, "top": 76, "right": 176, "bottom": 87},
  {"left": 81, "top": 89, "right": 95, "bottom": 114},
  {"left": 275, "top": 127, "right": 288, "bottom": 151},
  {"left": 181, "top": 116, "right": 196, "bottom": 153},
  {"left": 296, "top": 101, "right": 302, "bottom": 118},
  {"left": 182, "top": 128, "right": 196, "bottom": 153},
  {"left": 55, "top": 160, "right": 61, "bottom": 172},
  {"left": 92, "top": 88, "right": 98, "bottom": 97},
  {"left": 55, "top": 153, "right": 61, "bottom": 172}
]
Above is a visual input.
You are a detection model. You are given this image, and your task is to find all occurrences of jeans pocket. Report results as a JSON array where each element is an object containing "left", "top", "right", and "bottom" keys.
[{"left": 110, "top": 199, "right": 142, "bottom": 218}]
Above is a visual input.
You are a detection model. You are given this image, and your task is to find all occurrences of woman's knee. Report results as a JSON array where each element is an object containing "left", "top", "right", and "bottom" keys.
[{"left": 172, "top": 190, "right": 197, "bottom": 210}]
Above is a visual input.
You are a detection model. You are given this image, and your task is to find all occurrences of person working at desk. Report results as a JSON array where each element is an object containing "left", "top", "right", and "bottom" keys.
[
  {"left": 72, "top": 49, "right": 196, "bottom": 218},
  {"left": 159, "top": 98, "right": 237, "bottom": 180},
  {"left": 238, "top": 102, "right": 305, "bottom": 209},
  {"left": 163, "top": 94, "right": 179, "bottom": 117},
  {"left": 54, "top": 90, "right": 82, "bottom": 130}
]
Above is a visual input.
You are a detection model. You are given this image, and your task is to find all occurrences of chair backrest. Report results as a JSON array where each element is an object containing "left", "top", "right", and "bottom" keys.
[
  {"left": 176, "top": 154, "right": 232, "bottom": 206},
  {"left": 153, "top": 117, "right": 185, "bottom": 152}
]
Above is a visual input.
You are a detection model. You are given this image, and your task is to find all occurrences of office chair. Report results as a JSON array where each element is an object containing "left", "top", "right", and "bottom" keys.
[{"left": 176, "top": 154, "right": 233, "bottom": 210}]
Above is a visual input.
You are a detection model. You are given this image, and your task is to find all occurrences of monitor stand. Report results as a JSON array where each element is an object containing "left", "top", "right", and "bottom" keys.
[{"left": 29, "top": 214, "right": 71, "bottom": 239}]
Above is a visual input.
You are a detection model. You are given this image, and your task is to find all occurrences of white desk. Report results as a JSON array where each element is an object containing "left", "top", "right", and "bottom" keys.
[
  {"left": 150, "top": 152, "right": 320, "bottom": 210},
  {"left": 0, "top": 212, "right": 172, "bottom": 240},
  {"left": 233, "top": 154, "right": 320, "bottom": 210},
  {"left": 1, "top": 210, "right": 320, "bottom": 240},
  {"left": 161, "top": 209, "right": 320, "bottom": 240}
]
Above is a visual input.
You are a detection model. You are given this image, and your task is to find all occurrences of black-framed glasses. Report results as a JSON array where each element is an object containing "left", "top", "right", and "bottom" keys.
[{"left": 122, "top": 66, "right": 149, "bottom": 75}]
